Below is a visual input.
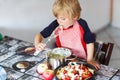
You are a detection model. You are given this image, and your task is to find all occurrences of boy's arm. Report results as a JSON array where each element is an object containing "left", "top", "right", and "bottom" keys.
[
  {"left": 34, "top": 33, "right": 44, "bottom": 49},
  {"left": 86, "top": 43, "right": 94, "bottom": 61},
  {"left": 86, "top": 43, "right": 100, "bottom": 70}
]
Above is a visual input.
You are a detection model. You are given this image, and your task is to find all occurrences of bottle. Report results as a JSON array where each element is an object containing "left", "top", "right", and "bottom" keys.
[
  {"left": 0, "top": 33, "right": 3, "bottom": 41},
  {"left": 0, "top": 66, "right": 7, "bottom": 80}
]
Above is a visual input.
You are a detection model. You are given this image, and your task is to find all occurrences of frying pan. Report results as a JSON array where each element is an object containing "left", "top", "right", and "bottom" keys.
[{"left": 54, "top": 61, "right": 97, "bottom": 80}]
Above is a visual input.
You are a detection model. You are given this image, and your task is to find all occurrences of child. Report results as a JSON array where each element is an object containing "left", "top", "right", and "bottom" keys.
[{"left": 34, "top": 0, "right": 100, "bottom": 69}]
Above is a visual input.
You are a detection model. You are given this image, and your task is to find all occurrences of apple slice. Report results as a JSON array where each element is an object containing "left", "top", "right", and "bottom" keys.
[{"left": 36, "top": 63, "right": 48, "bottom": 74}]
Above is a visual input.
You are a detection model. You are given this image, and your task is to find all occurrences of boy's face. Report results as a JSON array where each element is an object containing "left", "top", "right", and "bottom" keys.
[{"left": 56, "top": 12, "right": 76, "bottom": 29}]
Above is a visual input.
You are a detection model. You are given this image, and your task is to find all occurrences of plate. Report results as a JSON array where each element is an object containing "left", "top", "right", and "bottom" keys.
[
  {"left": 55, "top": 61, "right": 96, "bottom": 80},
  {"left": 12, "top": 61, "right": 32, "bottom": 72},
  {"left": 52, "top": 48, "right": 71, "bottom": 57}
]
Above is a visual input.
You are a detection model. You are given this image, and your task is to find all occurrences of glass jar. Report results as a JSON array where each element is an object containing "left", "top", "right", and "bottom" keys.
[{"left": 0, "top": 66, "right": 7, "bottom": 80}]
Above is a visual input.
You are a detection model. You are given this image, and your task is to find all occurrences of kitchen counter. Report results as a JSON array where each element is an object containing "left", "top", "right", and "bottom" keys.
[{"left": 0, "top": 36, "right": 120, "bottom": 80}]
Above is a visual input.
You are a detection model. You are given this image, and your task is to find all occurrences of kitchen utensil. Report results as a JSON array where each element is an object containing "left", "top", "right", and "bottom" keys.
[
  {"left": 12, "top": 61, "right": 34, "bottom": 72},
  {"left": 45, "top": 26, "right": 63, "bottom": 46},
  {"left": 16, "top": 46, "right": 35, "bottom": 55},
  {"left": 33, "top": 26, "right": 63, "bottom": 56},
  {"left": 109, "top": 69, "right": 119, "bottom": 80},
  {"left": 55, "top": 61, "right": 96, "bottom": 80},
  {"left": 47, "top": 48, "right": 72, "bottom": 70}
]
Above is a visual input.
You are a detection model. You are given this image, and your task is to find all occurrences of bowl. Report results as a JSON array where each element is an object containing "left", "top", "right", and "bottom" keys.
[{"left": 52, "top": 48, "right": 72, "bottom": 58}]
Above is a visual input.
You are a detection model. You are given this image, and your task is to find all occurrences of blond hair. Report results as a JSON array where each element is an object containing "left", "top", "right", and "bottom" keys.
[{"left": 52, "top": 0, "right": 81, "bottom": 20}]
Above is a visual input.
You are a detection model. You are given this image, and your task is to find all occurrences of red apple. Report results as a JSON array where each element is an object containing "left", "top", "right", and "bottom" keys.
[
  {"left": 42, "top": 69, "right": 54, "bottom": 80},
  {"left": 36, "top": 63, "right": 48, "bottom": 74}
]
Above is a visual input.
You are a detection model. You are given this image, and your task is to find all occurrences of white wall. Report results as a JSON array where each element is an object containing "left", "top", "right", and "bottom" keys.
[
  {"left": 0, "top": 0, "right": 54, "bottom": 42},
  {"left": 80, "top": 0, "right": 110, "bottom": 32},
  {"left": 112, "top": 0, "right": 120, "bottom": 28},
  {"left": 0, "top": 0, "right": 110, "bottom": 42}
]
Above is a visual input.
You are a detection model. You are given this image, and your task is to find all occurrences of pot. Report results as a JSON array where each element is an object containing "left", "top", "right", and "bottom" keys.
[{"left": 47, "top": 48, "right": 71, "bottom": 70}]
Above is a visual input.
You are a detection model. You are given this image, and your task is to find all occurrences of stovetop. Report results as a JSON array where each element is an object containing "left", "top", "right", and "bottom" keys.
[{"left": 0, "top": 36, "right": 47, "bottom": 80}]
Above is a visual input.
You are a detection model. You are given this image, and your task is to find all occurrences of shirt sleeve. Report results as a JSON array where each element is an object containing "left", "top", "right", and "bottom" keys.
[
  {"left": 40, "top": 20, "right": 59, "bottom": 38},
  {"left": 78, "top": 18, "right": 96, "bottom": 43}
]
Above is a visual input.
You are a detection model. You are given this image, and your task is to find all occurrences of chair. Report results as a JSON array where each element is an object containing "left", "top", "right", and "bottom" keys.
[{"left": 94, "top": 41, "right": 114, "bottom": 65}]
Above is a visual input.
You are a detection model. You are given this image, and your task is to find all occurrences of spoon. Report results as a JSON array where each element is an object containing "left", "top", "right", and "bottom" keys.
[{"left": 34, "top": 26, "right": 63, "bottom": 56}]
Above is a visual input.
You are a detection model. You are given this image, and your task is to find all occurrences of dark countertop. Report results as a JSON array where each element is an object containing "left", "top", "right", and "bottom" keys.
[{"left": 0, "top": 36, "right": 120, "bottom": 80}]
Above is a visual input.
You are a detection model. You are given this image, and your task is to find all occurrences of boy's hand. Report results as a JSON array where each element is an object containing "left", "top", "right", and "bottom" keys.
[
  {"left": 35, "top": 43, "right": 46, "bottom": 51},
  {"left": 87, "top": 60, "right": 100, "bottom": 70}
]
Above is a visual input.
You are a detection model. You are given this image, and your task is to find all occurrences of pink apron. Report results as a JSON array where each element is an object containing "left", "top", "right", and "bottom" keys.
[{"left": 55, "top": 21, "right": 87, "bottom": 59}]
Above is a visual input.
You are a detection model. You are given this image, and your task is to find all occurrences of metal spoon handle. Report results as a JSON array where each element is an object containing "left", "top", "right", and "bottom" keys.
[
  {"left": 109, "top": 69, "right": 119, "bottom": 80},
  {"left": 45, "top": 27, "right": 63, "bottom": 45}
]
